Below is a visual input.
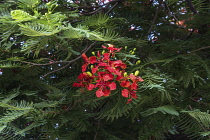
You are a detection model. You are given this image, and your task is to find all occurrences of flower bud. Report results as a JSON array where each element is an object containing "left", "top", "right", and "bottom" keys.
[
  {"left": 107, "top": 44, "right": 114, "bottom": 47},
  {"left": 131, "top": 51, "right": 135, "bottom": 55},
  {"left": 92, "top": 52, "right": 95, "bottom": 55},
  {"left": 133, "top": 48, "right": 136, "bottom": 51},
  {"left": 102, "top": 50, "right": 105, "bottom": 54},
  {"left": 123, "top": 72, "right": 127, "bottom": 77},
  {"left": 134, "top": 70, "right": 139, "bottom": 76},
  {"left": 46, "top": 2, "right": 51, "bottom": 6},
  {"left": 86, "top": 71, "right": 92, "bottom": 76},
  {"left": 136, "top": 60, "right": 141, "bottom": 64},
  {"left": 124, "top": 46, "right": 127, "bottom": 50}
]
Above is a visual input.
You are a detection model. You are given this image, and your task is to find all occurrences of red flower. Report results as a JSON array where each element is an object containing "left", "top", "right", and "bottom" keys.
[
  {"left": 87, "top": 84, "right": 95, "bottom": 90},
  {"left": 102, "top": 44, "right": 121, "bottom": 53},
  {"left": 107, "top": 82, "right": 116, "bottom": 90},
  {"left": 110, "top": 60, "right": 126, "bottom": 69},
  {"left": 103, "top": 73, "right": 114, "bottom": 81},
  {"left": 129, "top": 74, "right": 144, "bottom": 82},
  {"left": 73, "top": 45, "right": 144, "bottom": 103},
  {"left": 126, "top": 99, "right": 133, "bottom": 104},
  {"left": 82, "top": 53, "right": 97, "bottom": 64},
  {"left": 95, "top": 81, "right": 116, "bottom": 97},
  {"left": 122, "top": 89, "right": 137, "bottom": 99},
  {"left": 103, "top": 53, "right": 110, "bottom": 61},
  {"left": 122, "top": 89, "right": 129, "bottom": 97},
  {"left": 81, "top": 53, "right": 97, "bottom": 72},
  {"left": 82, "top": 63, "right": 88, "bottom": 72},
  {"left": 72, "top": 73, "right": 94, "bottom": 88},
  {"left": 120, "top": 80, "right": 130, "bottom": 87},
  {"left": 96, "top": 88, "right": 104, "bottom": 97}
]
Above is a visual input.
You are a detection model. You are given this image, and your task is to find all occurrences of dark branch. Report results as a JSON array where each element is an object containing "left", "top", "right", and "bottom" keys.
[
  {"left": 41, "top": 41, "right": 97, "bottom": 78},
  {"left": 186, "top": 0, "right": 198, "bottom": 14},
  {"left": 148, "top": 0, "right": 163, "bottom": 34}
]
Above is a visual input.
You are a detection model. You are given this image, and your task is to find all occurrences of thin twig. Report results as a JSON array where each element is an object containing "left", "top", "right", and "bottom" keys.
[
  {"left": 42, "top": 97, "right": 88, "bottom": 114},
  {"left": 94, "top": 120, "right": 101, "bottom": 140},
  {"left": 186, "top": 0, "right": 198, "bottom": 14},
  {"left": 164, "top": 2, "right": 180, "bottom": 25},
  {"left": 185, "top": 0, "right": 198, "bottom": 39},
  {"left": 183, "top": 46, "right": 210, "bottom": 55},
  {"left": 190, "top": 46, "right": 210, "bottom": 53},
  {"left": 20, "top": 60, "right": 67, "bottom": 66},
  {"left": 66, "top": 98, "right": 86, "bottom": 111},
  {"left": 148, "top": 0, "right": 163, "bottom": 34},
  {"left": 80, "top": 0, "right": 122, "bottom": 15},
  {"left": 80, "top": 7, "right": 102, "bottom": 15},
  {"left": 106, "top": 1, "right": 119, "bottom": 14},
  {"left": 41, "top": 41, "right": 97, "bottom": 78},
  {"left": 191, "top": 98, "right": 208, "bottom": 106}
]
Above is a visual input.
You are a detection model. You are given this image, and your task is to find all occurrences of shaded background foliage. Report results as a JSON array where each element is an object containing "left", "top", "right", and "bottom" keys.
[{"left": 0, "top": 0, "right": 210, "bottom": 139}]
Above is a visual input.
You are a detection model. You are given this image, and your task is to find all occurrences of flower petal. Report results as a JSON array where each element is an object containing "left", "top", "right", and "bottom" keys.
[
  {"left": 126, "top": 99, "right": 132, "bottom": 104},
  {"left": 92, "top": 66, "right": 98, "bottom": 74},
  {"left": 101, "top": 45, "right": 107, "bottom": 49},
  {"left": 130, "top": 92, "right": 137, "bottom": 98},
  {"left": 129, "top": 74, "right": 136, "bottom": 82},
  {"left": 137, "top": 76, "right": 144, "bottom": 82},
  {"left": 96, "top": 89, "right": 104, "bottom": 97},
  {"left": 89, "top": 56, "right": 97, "bottom": 64},
  {"left": 87, "top": 84, "right": 95, "bottom": 90},
  {"left": 107, "top": 66, "right": 115, "bottom": 73},
  {"left": 103, "top": 74, "right": 114, "bottom": 81},
  {"left": 130, "top": 82, "right": 138, "bottom": 90},
  {"left": 82, "top": 63, "right": 88, "bottom": 72},
  {"left": 108, "top": 82, "right": 116, "bottom": 90},
  {"left": 82, "top": 53, "right": 88, "bottom": 62},
  {"left": 103, "top": 88, "right": 111, "bottom": 96},
  {"left": 120, "top": 80, "right": 130, "bottom": 87},
  {"left": 122, "top": 89, "right": 129, "bottom": 97},
  {"left": 103, "top": 53, "right": 110, "bottom": 60},
  {"left": 72, "top": 83, "right": 80, "bottom": 87}
]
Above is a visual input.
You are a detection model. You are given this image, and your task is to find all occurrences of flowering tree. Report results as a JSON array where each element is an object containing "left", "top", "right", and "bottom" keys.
[
  {"left": 0, "top": 0, "right": 210, "bottom": 140},
  {"left": 73, "top": 44, "right": 144, "bottom": 102}
]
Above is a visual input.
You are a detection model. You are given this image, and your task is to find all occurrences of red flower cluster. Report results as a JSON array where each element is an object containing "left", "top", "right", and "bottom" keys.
[{"left": 73, "top": 44, "right": 144, "bottom": 103}]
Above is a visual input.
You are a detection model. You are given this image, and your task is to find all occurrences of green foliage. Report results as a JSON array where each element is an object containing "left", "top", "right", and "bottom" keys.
[
  {"left": 141, "top": 105, "right": 179, "bottom": 117},
  {"left": 19, "top": 22, "right": 62, "bottom": 36},
  {"left": 0, "top": 0, "right": 210, "bottom": 139},
  {"left": 18, "top": 0, "right": 40, "bottom": 9},
  {"left": 11, "top": 10, "right": 37, "bottom": 22}
]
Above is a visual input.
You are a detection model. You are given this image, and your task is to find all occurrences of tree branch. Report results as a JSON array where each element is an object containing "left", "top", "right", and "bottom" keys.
[
  {"left": 106, "top": 1, "right": 119, "bottom": 14},
  {"left": 190, "top": 46, "right": 210, "bottom": 53},
  {"left": 186, "top": 0, "right": 198, "bottom": 14},
  {"left": 80, "top": 0, "right": 122, "bottom": 15},
  {"left": 148, "top": 0, "right": 163, "bottom": 34},
  {"left": 41, "top": 41, "right": 97, "bottom": 78},
  {"left": 164, "top": 2, "right": 180, "bottom": 25},
  {"left": 185, "top": 0, "right": 198, "bottom": 39}
]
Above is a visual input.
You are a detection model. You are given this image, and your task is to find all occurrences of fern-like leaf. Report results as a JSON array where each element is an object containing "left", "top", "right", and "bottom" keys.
[
  {"left": 18, "top": 0, "right": 39, "bottom": 9},
  {"left": 11, "top": 10, "right": 37, "bottom": 22},
  {"left": 141, "top": 105, "right": 179, "bottom": 117},
  {"left": 19, "top": 22, "right": 62, "bottom": 36},
  {"left": 84, "top": 13, "right": 110, "bottom": 27}
]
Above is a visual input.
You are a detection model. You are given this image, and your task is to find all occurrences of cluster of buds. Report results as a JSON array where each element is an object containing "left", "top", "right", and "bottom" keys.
[{"left": 73, "top": 44, "right": 144, "bottom": 103}]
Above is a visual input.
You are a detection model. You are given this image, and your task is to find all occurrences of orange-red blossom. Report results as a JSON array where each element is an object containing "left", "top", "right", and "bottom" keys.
[{"left": 73, "top": 45, "right": 144, "bottom": 103}]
